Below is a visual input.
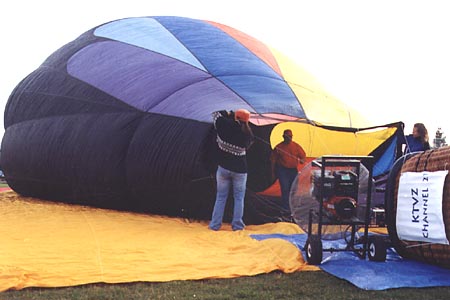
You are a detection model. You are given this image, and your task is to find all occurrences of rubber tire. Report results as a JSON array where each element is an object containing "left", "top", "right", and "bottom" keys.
[
  {"left": 368, "top": 235, "right": 387, "bottom": 262},
  {"left": 305, "top": 235, "right": 323, "bottom": 265}
]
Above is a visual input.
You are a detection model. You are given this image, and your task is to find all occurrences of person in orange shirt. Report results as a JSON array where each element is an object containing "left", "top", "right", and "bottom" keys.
[{"left": 270, "top": 129, "right": 306, "bottom": 214}]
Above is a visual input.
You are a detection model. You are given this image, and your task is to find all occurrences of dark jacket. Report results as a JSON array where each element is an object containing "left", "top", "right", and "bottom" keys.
[{"left": 213, "top": 110, "right": 254, "bottom": 173}]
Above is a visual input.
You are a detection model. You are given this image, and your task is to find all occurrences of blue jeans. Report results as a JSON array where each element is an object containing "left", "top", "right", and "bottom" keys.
[
  {"left": 276, "top": 166, "right": 298, "bottom": 212},
  {"left": 209, "top": 166, "right": 247, "bottom": 231}
]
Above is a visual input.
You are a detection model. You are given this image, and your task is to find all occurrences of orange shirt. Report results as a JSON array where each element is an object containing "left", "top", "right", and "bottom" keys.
[{"left": 271, "top": 141, "right": 306, "bottom": 169}]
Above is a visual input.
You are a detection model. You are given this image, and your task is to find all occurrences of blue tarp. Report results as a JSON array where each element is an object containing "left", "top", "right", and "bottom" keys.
[{"left": 251, "top": 233, "right": 450, "bottom": 290}]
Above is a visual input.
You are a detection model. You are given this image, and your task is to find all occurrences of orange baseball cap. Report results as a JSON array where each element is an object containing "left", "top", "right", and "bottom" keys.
[{"left": 234, "top": 109, "right": 250, "bottom": 122}]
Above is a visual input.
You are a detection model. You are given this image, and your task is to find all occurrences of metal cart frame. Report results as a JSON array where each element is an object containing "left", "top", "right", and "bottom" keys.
[{"left": 305, "top": 155, "right": 386, "bottom": 264}]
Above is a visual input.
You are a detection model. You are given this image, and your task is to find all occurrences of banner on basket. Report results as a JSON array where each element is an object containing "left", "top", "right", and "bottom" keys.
[{"left": 396, "top": 170, "right": 449, "bottom": 245}]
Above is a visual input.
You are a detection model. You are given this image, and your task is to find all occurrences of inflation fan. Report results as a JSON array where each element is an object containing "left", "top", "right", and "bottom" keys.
[{"left": 290, "top": 155, "right": 387, "bottom": 264}]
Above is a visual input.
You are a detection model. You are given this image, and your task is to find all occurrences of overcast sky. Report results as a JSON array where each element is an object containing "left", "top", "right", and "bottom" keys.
[{"left": 2, "top": 0, "right": 448, "bottom": 141}]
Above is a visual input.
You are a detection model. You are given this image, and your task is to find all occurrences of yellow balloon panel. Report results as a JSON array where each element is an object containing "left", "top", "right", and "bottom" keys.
[
  {"left": 270, "top": 47, "right": 372, "bottom": 128},
  {"left": 270, "top": 122, "right": 397, "bottom": 158}
]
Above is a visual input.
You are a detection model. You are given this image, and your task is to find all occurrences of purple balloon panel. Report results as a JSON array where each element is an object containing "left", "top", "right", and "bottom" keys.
[
  {"left": 67, "top": 41, "right": 211, "bottom": 113},
  {"left": 150, "top": 77, "right": 254, "bottom": 122}
]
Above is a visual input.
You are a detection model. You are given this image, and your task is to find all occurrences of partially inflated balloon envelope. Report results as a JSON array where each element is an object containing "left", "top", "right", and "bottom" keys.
[{"left": 1, "top": 16, "right": 403, "bottom": 224}]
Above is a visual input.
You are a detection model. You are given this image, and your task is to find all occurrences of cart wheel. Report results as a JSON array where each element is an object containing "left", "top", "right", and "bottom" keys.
[
  {"left": 368, "top": 236, "right": 387, "bottom": 262},
  {"left": 305, "top": 235, "right": 323, "bottom": 265}
]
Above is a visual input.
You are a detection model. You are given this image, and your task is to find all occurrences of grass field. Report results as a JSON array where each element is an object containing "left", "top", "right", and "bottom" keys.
[{"left": 1, "top": 271, "right": 450, "bottom": 300}]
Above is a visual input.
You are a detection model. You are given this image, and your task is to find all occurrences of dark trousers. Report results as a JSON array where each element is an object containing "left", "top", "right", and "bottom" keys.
[{"left": 275, "top": 166, "right": 298, "bottom": 211}]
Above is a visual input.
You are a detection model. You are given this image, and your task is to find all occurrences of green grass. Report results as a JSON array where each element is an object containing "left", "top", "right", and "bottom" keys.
[{"left": 2, "top": 271, "right": 449, "bottom": 300}]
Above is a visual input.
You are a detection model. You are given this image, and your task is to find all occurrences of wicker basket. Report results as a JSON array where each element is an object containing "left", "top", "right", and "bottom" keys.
[{"left": 385, "top": 146, "right": 450, "bottom": 268}]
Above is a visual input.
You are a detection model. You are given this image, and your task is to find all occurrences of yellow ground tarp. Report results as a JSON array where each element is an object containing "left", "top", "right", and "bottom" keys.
[{"left": 0, "top": 191, "right": 317, "bottom": 292}]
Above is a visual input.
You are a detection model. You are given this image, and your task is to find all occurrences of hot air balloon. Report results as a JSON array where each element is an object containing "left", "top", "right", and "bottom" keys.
[{"left": 0, "top": 16, "right": 403, "bottom": 224}]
